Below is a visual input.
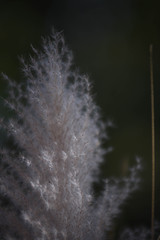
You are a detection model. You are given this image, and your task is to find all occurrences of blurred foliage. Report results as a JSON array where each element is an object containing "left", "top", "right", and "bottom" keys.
[{"left": 1, "top": 0, "right": 160, "bottom": 236}]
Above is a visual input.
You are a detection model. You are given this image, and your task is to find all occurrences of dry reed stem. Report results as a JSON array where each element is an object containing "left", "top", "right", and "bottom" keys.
[{"left": 150, "top": 44, "right": 155, "bottom": 240}]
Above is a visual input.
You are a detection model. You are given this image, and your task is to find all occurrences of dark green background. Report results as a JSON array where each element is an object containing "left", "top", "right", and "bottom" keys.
[{"left": 1, "top": 0, "right": 160, "bottom": 238}]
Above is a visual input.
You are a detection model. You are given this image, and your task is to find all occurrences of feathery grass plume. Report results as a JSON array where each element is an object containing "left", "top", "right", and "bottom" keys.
[
  {"left": 119, "top": 227, "right": 151, "bottom": 240},
  {"left": 0, "top": 30, "right": 141, "bottom": 240},
  {"left": 119, "top": 222, "right": 160, "bottom": 240}
]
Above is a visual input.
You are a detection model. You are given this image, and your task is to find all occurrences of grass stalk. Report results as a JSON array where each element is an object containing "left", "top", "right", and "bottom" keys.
[{"left": 150, "top": 44, "right": 155, "bottom": 240}]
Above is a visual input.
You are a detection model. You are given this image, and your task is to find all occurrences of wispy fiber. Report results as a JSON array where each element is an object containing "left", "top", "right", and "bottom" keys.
[{"left": 0, "top": 30, "right": 141, "bottom": 240}]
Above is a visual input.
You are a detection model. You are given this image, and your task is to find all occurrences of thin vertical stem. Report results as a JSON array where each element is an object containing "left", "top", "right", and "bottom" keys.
[{"left": 150, "top": 44, "right": 155, "bottom": 240}]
